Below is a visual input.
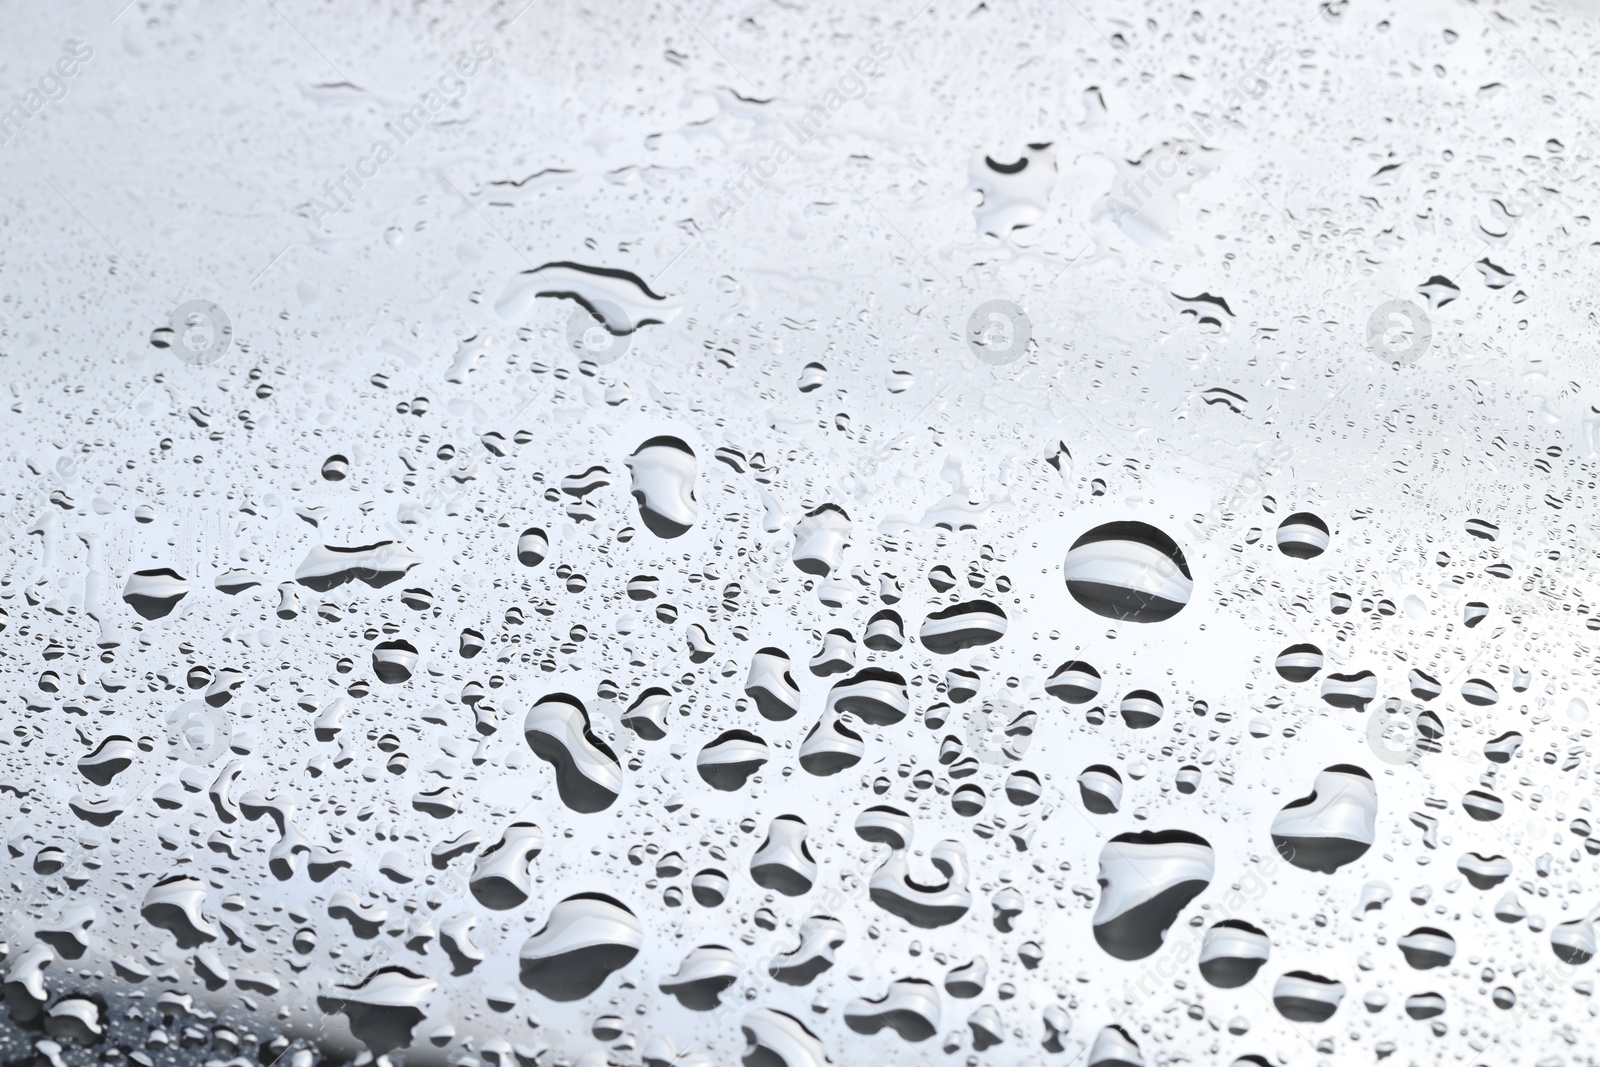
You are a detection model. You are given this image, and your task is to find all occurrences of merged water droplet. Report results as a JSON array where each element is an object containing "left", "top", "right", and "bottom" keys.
[
  {"left": 1271, "top": 765, "right": 1377, "bottom": 873},
  {"left": 524, "top": 693, "right": 623, "bottom": 813},
  {"left": 1063, "top": 522, "right": 1193, "bottom": 623},
  {"left": 844, "top": 978, "right": 939, "bottom": 1041},
  {"left": 518, "top": 893, "right": 643, "bottom": 1001},
  {"left": 1093, "top": 830, "right": 1215, "bottom": 960},
  {"left": 121, "top": 568, "right": 189, "bottom": 619},
  {"left": 626, "top": 436, "right": 699, "bottom": 538}
]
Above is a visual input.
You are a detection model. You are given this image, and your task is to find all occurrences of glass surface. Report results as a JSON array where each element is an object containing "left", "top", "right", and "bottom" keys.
[{"left": 2, "top": 2, "right": 1597, "bottom": 1065}]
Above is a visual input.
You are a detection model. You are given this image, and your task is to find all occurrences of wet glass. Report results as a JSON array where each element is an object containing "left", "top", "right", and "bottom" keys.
[{"left": 2, "top": 2, "right": 1596, "bottom": 1066}]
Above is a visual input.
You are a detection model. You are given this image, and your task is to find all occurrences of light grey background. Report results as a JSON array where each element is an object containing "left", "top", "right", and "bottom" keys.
[{"left": 3, "top": 1, "right": 1598, "bottom": 1065}]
